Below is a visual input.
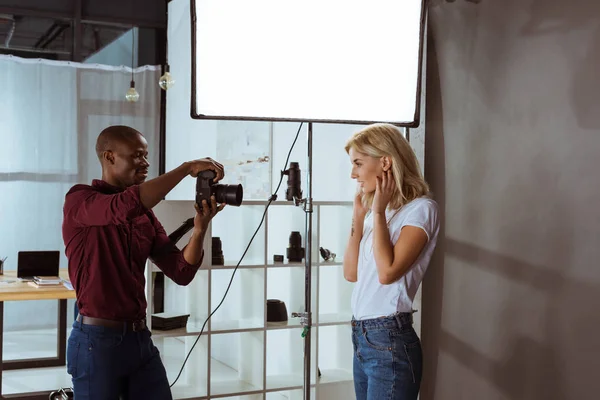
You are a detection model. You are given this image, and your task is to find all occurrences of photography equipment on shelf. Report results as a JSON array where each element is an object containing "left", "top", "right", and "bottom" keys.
[
  {"left": 287, "top": 231, "right": 305, "bottom": 262},
  {"left": 283, "top": 162, "right": 302, "bottom": 201},
  {"left": 212, "top": 237, "right": 224, "bottom": 265},
  {"left": 273, "top": 254, "right": 284, "bottom": 263},
  {"left": 319, "top": 247, "right": 336, "bottom": 262},
  {"left": 196, "top": 169, "right": 244, "bottom": 210},
  {"left": 266, "top": 299, "right": 288, "bottom": 322},
  {"left": 151, "top": 312, "right": 190, "bottom": 331},
  {"left": 49, "top": 387, "right": 73, "bottom": 399}
]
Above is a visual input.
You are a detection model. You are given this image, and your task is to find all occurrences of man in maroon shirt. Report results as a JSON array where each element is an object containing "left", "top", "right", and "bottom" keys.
[{"left": 62, "top": 125, "right": 225, "bottom": 399}]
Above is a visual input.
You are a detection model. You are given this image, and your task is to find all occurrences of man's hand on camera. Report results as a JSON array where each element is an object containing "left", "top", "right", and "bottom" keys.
[
  {"left": 193, "top": 195, "right": 225, "bottom": 232},
  {"left": 186, "top": 158, "right": 225, "bottom": 181}
]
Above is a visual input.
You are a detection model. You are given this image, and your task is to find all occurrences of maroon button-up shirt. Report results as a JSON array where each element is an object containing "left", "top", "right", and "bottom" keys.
[{"left": 62, "top": 179, "right": 202, "bottom": 321}]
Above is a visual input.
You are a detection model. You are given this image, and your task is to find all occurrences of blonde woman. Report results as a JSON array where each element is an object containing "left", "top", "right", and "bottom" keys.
[{"left": 343, "top": 123, "right": 439, "bottom": 400}]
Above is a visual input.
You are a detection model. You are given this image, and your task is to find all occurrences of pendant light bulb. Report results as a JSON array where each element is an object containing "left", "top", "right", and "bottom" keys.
[
  {"left": 159, "top": 65, "right": 175, "bottom": 90},
  {"left": 126, "top": 80, "right": 140, "bottom": 102}
]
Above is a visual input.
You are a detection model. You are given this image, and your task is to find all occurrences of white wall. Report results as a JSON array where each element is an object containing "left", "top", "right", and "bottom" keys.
[{"left": 422, "top": 1, "right": 600, "bottom": 399}]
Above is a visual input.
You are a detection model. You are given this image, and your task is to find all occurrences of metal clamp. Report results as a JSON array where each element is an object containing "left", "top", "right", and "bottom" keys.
[
  {"left": 291, "top": 311, "right": 312, "bottom": 327},
  {"left": 293, "top": 196, "right": 305, "bottom": 207},
  {"left": 293, "top": 197, "right": 314, "bottom": 214}
]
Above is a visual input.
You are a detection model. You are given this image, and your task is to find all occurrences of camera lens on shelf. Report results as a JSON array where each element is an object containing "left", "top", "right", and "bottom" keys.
[
  {"left": 212, "top": 237, "right": 224, "bottom": 265},
  {"left": 286, "top": 231, "right": 305, "bottom": 262}
]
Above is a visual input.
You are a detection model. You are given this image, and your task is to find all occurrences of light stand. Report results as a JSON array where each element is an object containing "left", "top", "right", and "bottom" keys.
[{"left": 290, "top": 122, "right": 314, "bottom": 400}]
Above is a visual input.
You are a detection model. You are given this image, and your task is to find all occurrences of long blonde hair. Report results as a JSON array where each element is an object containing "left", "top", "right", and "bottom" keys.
[{"left": 345, "top": 123, "right": 430, "bottom": 210}]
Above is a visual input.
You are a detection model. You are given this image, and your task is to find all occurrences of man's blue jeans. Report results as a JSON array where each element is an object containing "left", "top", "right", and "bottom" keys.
[
  {"left": 352, "top": 313, "right": 422, "bottom": 400},
  {"left": 66, "top": 319, "right": 172, "bottom": 399}
]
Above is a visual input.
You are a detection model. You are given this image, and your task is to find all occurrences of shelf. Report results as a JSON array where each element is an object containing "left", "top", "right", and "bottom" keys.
[
  {"left": 210, "top": 269, "right": 264, "bottom": 330},
  {"left": 316, "top": 374, "right": 355, "bottom": 399},
  {"left": 317, "top": 368, "right": 353, "bottom": 385},
  {"left": 266, "top": 261, "right": 304, "bottom": 268},
  {"left": 210, "top": 261, "right": 316, "bottom": 269},
  {"left": 267, "top": 267, "right": 317, "bottom": 327},
  {"left": 317, "top": 325, "right": 353, "bottom": 383},
  {"left": 317, "top": 265, "right": 353, "bottom": 325},
  {"left": 210, "top": 380, "right": 263, "bottom": 397},
  {"left": 266, "top": 320, "right": 302, "bottom": 330},
  {"left": 317, "top": 313, "right": 352, "bottom": 326},
  {"left": 217, "top": 395, "right": 264, "bottom": 400},
  {"left": 266, "top": 329, "right": 303, "bottom": 390},
  {"left": 153, "top": 261, "right": 265, "bottom": 273},
  {"left": 317, "top": 205, "right": 352, "bottom": 269},
  {"left": 266, "top": 374, "right": 303, "bottom": 391},
  {"left": 317, "top": 259, "right": 343, "bottom": 266},
  {"left": 210, "top": 261, "right": 266, "bottom": 270},
  {"left": 152, "top": 321, "right": 207, "bottom": 339},
  {"left": 171, "top": 384, "right": 208, "bottom": 400},
  {"left": 212, "top": 205, "right": 266, "bottom": 267},
  {"left": 210, "top": 331, "right": 264, "bottom": 396},
  {"left": 153, "top": 319, "right": 265, "bottom": 336},
  {"left": 266, "top": 328, "right": 317, "bottom": 390},
  {"left": 211, "top": 319, "right": 264, "bottom": 333},
  {"left": 267, "top": 261, "right": 340, "bottom": 268},
  {"left": 267, "top": 206, "right": 319, "bottom": 265},
  {"left": 159, "top": 334, "right": 209, "bottom": 399},
  {"left": 266, "top": 388, "right": 314, "bottom": 399}
]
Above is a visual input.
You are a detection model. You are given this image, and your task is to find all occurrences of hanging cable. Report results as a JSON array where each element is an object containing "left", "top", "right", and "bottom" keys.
[{"left": 125, "top": 27, "right": 140, "bottom": 102}]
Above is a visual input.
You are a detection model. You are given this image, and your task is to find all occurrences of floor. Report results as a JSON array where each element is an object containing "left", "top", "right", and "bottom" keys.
[
  {"left": 1, "top": 328, "right": 191, "bottom": 396},
  {"left": 2, "top": 328, "right": 71, "bottom": 394},
  {"left": 1, "top": 329, "right": 353, "bottom": 399}
]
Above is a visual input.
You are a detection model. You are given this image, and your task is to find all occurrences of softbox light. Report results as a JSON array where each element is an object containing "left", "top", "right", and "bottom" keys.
[{"left": 190, "top": 0, "right": 427, "bottom": 126}]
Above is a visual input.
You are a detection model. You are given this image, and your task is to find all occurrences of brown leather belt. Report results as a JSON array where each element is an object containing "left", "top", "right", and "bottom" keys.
[{"left": 77, "top": 315, "right": 147, "bottom": 332}]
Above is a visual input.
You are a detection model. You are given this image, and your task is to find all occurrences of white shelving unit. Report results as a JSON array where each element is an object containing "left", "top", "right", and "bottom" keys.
[{"left": 146, "top": 199, "right": 354, "bottom": 399}]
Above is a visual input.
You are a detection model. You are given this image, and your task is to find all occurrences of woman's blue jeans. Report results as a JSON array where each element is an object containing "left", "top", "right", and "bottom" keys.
[{"left": 352, "top": 312, "right": 423, "bottom": 400}]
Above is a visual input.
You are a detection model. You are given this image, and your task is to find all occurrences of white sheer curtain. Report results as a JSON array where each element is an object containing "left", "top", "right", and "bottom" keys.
[{"left": 0, "top": 55, "right": 161, "bottom": 331}]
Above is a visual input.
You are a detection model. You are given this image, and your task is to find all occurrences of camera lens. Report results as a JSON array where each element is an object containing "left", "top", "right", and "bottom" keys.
[
  {"left": 213, "top": 184, "right": 243, "bottom": 206},
  {"left": 212, "top": 237, "right": 224, "bottom": 265},
  {"left": 286, "top": 231, "right": 305, "bottom": 262}
]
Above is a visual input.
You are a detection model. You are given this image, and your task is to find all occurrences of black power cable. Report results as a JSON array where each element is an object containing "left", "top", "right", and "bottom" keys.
[{"left": 169, "top": 121, "right": 304, "bottom": 388}]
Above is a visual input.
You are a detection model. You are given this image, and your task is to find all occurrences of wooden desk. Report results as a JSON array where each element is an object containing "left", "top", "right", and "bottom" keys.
[{"left": 0, "top": 269, "right": 75, "bottom": 400}]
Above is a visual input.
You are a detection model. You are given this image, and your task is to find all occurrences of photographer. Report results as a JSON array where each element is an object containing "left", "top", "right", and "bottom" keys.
[{"left": 62, "top": 125, "right": 225, "bottom": 399}]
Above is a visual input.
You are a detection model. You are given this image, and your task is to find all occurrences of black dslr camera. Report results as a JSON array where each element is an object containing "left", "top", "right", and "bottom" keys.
[{"left": 196, "top": 170, "right": 243, "bottom": 210}]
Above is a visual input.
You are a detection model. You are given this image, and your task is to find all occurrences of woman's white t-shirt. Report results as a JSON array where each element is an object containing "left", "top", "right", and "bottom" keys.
[{"left": 351, "top": 197, "right": 440, "bottom": 320}]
